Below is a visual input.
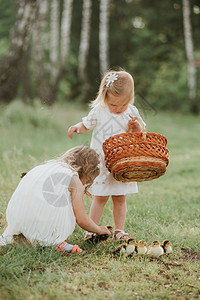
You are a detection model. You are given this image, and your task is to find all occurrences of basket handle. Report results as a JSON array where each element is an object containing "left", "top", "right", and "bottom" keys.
[{"left": 129, "top": 115, "right": 147, "bottom": 140}]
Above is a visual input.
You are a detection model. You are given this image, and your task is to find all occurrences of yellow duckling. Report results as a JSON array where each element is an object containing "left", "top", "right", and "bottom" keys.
[
  {"left": 135, "top": 239, "right": 147, "bottom": 256},
  {"left": 113, "top": 237, "right": 136, "bottom": 256},
  {"left": 161, "top": 239, "right": 173, "bottom": 254},
  {"left": 146, "top": 240, "right": 164, "bottom": 258}
]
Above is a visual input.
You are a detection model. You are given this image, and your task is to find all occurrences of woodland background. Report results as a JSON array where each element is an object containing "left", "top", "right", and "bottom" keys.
[{"left": 0, "top": 0, "right": 200, "bottom": 114}]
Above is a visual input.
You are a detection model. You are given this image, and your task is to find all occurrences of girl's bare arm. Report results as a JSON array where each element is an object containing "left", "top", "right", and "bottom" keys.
[{"left": 69, "top": 175, "right": 111, "bottom": 236}]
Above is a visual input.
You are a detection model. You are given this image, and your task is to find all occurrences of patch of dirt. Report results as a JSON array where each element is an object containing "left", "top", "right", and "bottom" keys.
[{"left": 181, "top": 248, "right": 200, "bottom": 261}]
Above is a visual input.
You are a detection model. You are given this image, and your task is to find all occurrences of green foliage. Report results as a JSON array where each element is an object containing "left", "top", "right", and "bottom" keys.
[
  {"left": 0, "top": 0, "right": 16, "bottom": 37},
  {"left": 125, "top": 0, "right": 188, "bottom": 111},
  {"left": 148, "top": 51, "right": 189, "bottom": 111},
  {"left": 0, "top": 39, "right": 10, "bottom": 58},
  {"left": 0, "top": 0, "right": 16, "bottom": 57}
]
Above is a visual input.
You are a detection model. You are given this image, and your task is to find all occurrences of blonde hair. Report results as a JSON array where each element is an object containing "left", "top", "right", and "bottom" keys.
[
  {"left": 57, "top": 145, "right": 100, "bottom": 189},
  {"left": 90, "top": 69, "right": 134, "bottom": 108}
]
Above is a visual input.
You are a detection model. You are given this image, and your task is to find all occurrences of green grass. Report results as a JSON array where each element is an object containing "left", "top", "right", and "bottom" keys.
[{"left": 0, "top": 100, "right": 200, "bottom": 299}]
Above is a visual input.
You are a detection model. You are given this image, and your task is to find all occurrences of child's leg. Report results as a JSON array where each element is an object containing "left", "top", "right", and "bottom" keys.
[
  {"left": 111, "top": 195, "right": 127, "bottom": 230},
  {"left": 89, "top": 196, "right": 109, "bottom": 224}
]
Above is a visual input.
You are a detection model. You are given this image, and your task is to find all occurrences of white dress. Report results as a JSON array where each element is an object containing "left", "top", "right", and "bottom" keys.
[
  {"left": 82, "top": 103, "right": 145, "bottom": 196},
  {"left": 0, "top": 161, "right": 77, "bottom": 246}
]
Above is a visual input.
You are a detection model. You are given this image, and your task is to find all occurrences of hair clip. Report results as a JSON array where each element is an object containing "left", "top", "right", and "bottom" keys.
[{"left": 106, "top": 73, "right": 118, "bottom": 87}]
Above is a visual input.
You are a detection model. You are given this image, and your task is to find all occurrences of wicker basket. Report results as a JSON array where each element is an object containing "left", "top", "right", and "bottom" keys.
[{"left": 103, "top": 131, "right": 169, "bottom": 182}]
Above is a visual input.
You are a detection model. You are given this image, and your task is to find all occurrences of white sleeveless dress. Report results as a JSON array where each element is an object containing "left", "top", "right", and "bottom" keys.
[
  {"left": 0, "top": 161, "right": 77, "bottom": 246},
  {"left": 82, "top": 103, "right": 146, "bottom": 196}
]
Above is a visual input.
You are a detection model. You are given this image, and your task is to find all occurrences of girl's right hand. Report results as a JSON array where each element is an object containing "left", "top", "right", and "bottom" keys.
[
  {"left": 98, "top": 226, "right": 111, "bottom": 236},
  {"left": 68, "top": 125, "right": 79, "bottom": 138},
  {"left": 68, "top": 122, "right": 89, "bottom": 139}
]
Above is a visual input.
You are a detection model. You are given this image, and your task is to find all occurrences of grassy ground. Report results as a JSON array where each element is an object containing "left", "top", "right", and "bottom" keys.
[{"left": 0, "top": 100, "right": 200, "bottom": 299}]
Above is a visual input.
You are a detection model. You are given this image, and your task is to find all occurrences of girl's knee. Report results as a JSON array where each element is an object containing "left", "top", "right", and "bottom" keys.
[
  {"left": 94, "top": 196, "right": 109, "bottom": 205},
  {"left": 112, "top": 195, "right": 126, "bottom": 204}
]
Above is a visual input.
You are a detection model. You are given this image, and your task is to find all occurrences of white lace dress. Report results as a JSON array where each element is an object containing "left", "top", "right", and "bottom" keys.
[
  {"left": 82, "top": 103, "right": 145, "bottom": 196},
  {"left": 0, "top": 161, "right": 77, "bottom": 246}
]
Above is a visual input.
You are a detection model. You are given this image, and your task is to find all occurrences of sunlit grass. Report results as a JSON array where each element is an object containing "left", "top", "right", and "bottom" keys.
[{"left": 0, "top": 100, "right": 200, "bottom": 299}]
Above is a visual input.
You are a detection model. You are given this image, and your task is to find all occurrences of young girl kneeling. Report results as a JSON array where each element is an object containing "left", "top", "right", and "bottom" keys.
[{"left": 0, "top": 146, "right": 110, "bottom": 253}]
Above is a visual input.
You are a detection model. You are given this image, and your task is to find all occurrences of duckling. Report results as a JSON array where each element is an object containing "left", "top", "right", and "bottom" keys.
[
  {"left": 135, "top": 239, "right": 147, "bottom": 256},
  {"left": 94, "top": 225, "right": 113, "bottom": 243},
  {"left": 146, "top": 240, "right": 164, "bottom": 258},
  {"left": 83, "top": 226, "right": 113, "bottom": 245},
  {"left": 113, "top": 237, "right": 136, "bottom": 256},
  {"left": 161, "top": 239, "right": 172, "bottom": 254}
]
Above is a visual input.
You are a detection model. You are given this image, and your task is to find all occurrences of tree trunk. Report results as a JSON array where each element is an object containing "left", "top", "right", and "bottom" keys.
[
  {"left": 32, "top": 0, "right": 52, "bottom": 104},
  {"left": 20, "top": 47, "right": 33, "bottom": 100},
  {"left": 0, "top": 0, "right": 39, "bottom": 103},
  {"left": 78, "top": 0, "right": 92, "bottom": 81},
  {"left": 61, "top": 0, "right": 73, "bottom": 67},
  {"left": 32, "top": 0, "right": 73, "bottom": 105},
  {"left": 99, "top": 0, "right": 110, "bottom": 75},
  {"left": 50, "top": 0, "right": 60, "bottom": 82},
  {"left": 182, "top": 0, "right": 199, "bottom": 114}
]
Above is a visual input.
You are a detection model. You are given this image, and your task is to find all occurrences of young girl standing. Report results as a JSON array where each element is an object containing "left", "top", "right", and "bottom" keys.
[
  {"left": 0, "top": 146, "right": 110, "bottom": 252},
  {"left": 68, "top": 70, "right": 146, "bottom": 240}
]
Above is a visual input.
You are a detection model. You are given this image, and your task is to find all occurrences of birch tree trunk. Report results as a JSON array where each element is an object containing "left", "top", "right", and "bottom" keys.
[
  {"left": 99, "top": 0, "right": 110, "bottom": 75},
  {"left": 0, "top": 0, "right": 39, "bottom": 102},
  {"left": 50, "top": 0, "right": 60, "bottom": 82},
  {"left": 32, "top": 0, "right": 51, "bottom": 104},
  {"left": 182, "top": 0, "right": 198, "bottom": 114},
  {"left": 32, "top": 0, "right": 73, "bottom": 105},
  {"left": 61, "top": 0, "right": 73, "bottom": 67},
  {"left": 78, "top": 0, "right": 92, "bottom": 81}
]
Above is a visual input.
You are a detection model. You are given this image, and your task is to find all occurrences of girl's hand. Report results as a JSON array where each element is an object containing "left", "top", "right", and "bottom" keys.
[
  {"left": 127, "top": 115, "right": 142, "bottom": 133},
  {"left": 98, "top": 226, "right": 111, "bottom": 236},
  {"left": 68, "top": 125, "right": 80, "bottom": 138},
  {"left": 68, "top": 122, "right": 89, "bottom": 138}
]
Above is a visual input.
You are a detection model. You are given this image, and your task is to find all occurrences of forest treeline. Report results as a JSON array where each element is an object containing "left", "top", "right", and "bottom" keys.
[{"left": 0, "top": 0, "right": 199, "bottom": 114}]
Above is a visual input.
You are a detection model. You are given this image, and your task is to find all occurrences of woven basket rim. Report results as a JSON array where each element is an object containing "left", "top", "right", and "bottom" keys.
[{"left": 103, "top": 132, "right": 168, "bottom": 143}]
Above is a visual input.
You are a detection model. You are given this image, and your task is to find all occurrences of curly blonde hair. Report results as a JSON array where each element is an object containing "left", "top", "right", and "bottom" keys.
[
  {"left": 57, "top": 145, "right": 100, "bottom": 190},
  {"left": 90, "top": 69, "right": 134, "bottom": 108}
]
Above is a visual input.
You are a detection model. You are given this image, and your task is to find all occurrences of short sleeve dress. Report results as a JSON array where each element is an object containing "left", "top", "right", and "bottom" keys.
[
  {"left": 0, "top": 161, "right": 77, "bottom": 246},
  {"left": 82, "top": 103, "right": 145, "bottom": 196}
]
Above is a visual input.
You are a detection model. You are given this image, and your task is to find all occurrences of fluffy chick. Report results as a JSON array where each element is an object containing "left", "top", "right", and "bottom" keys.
[
  {"left": 84, "top": 226, "right": 113, "bottom": 245},
  {"left": 94, "top": 225, "right": 113, "bottom": 243},
  {"left": 146, "top": 240, "right": 164, "bottom": 258},
  {"left": 161, "top": 239, "right": 172, "bottom": 254},
  {"left": 135, "top": 240, "right": 147, "bottom": 256},
  {"left": 113, "top": 237, "right": 136, "bottom": 256}
]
